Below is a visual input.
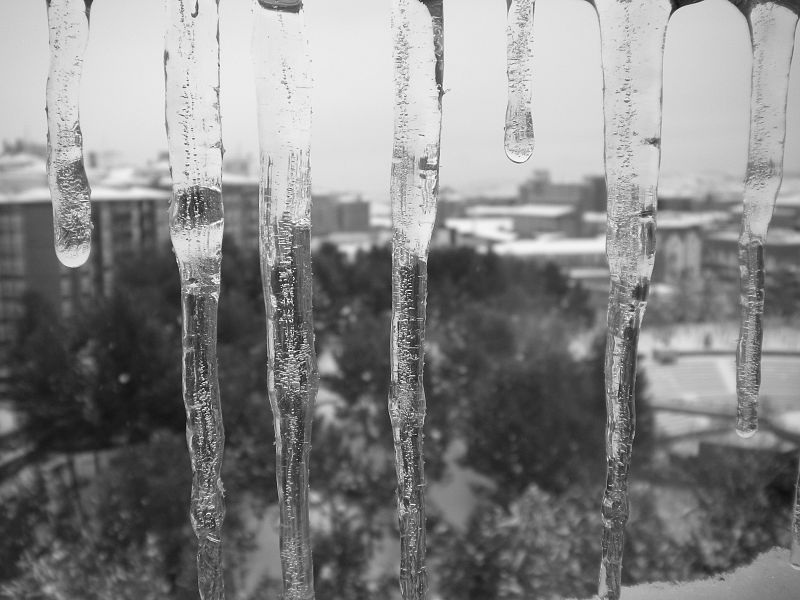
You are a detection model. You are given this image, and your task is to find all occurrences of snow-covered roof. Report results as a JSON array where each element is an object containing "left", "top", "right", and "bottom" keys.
[
  {"left": 584, "top": 211, "right": 728, "bottom": 229},
  {"left": 658, "top": 211, "right": 729, "bottom": 229},
  {"left": 0, "top": 185, "right": 170, "bottom": 205},
  {"left": 582, "top": 211, "right": 606, "bottom": 224},
  {"left": 0, "top": 152, "right": 46, "bottom": 172},
  {"left": 567, "top": 267, "right": 609, "bottom": 280},
  {"left": 644, "top": 353, "right": 800, "bottom": 444},
  {"left": 444, "top": 217, "right": 516, "bottom": 243},
  {"left": 707, "top": 228, "right": 800, "bottom": 246},
  {"left": 466, "top": 204, "right": 575, "bottom": 219},
  {"left": 493, "top": 235, "right": 606, "bottom": 257}
]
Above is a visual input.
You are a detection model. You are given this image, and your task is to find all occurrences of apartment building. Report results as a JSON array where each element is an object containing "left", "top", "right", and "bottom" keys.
[{"left": 0, "top": 153, "right": 170, "bottom": 357}]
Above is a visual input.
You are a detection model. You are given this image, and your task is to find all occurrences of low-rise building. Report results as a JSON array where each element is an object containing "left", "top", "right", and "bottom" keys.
[
  {"left": 643, "top": 350, "right": 800, "bottom": 456},
  {"left": 519, "top": 170, "right": 585, "bottom": 206},
  {"left": 492, "top": 235, "right": 607, "bottom": 269},
  {"left": 704, "top": 228, "right": 800, "bottom": 280},
  {"left": 466, "top": 204, "right": 580, "bottom": 238},
  {"left": 441, "top": 217, "right": 516, "bottom": 250},
  {"left": 312, "top": 193, "right": 371, "bottom": 236}
]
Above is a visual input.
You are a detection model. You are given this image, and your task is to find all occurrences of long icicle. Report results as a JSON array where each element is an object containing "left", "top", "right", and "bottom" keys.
[
  {"left": 164, "top": 1, "right": 226, "bottom": 598},
  {"left": 592, "top": 1, "right": 674, "bottom": 597},
  {"left": 389, "top": 1, "right": 444, "bottom": 598},
  {"left": 504, "top": 0, "right": 535, "bottom": 163},
  {"left": 45, "top": 0, "right": 93, "bottom": 268},
  {"left": 793, "top": 455, "right": 800, "bottom": 568},
  {"left": 252, "top": 1, "right": 318, "bottom": 598},
  {"left": 733, "top": 0, "right": 799, "bottom": 438}
]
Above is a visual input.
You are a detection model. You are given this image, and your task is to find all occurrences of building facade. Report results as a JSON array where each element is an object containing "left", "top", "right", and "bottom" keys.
[{"left": 0, "top": 160, "right": 170, "bottom": 358}]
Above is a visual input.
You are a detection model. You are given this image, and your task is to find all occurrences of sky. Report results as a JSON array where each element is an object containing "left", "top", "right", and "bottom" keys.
[{"left": 1, "top": 0, "right": 799, "bottom": 201}]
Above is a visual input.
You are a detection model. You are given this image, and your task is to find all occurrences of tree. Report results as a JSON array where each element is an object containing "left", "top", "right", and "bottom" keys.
[
  {"left": 450, "top": 320, "right": 599, "bottom": 499},
  {"left": 3, "top": 289, "right": 184, "bottom": 484},
  {"left": 0, "top": 474, "right": 50, "bottom": 583},
  {"left": 1, "top": 293, "right": 87, "bottom": 479},
  {"left": 0, "top": 537, "right": 173, "bottom": 600},
  {"left": 666, "top": 446, "right": 795, "bottom": 575}
]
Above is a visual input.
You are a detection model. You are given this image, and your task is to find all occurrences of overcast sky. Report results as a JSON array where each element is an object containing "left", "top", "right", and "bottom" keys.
[{"left": 2, "top": 0, "right": 799, "bottom": 200}]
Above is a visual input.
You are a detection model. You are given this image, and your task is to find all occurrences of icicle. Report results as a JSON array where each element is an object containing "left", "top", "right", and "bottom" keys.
[
  {"left": 793, "top": 454, "right": 800, "bottom": 569},
  {"left": 591, "top": 0, "right": 674, "bottom": 598},
  {"left": 45, "top": 0, "right": 93, "bottom": 268},
  {"left": 251, "top": 2, "right": 318, "bottom": 599},
  {"left": 504, "top": 0, "right": 535, "bottom": 163},
  {"left": 389, "top": 1, "right": 443, "bottom": 598},
  {"left": 733, "top": 0, "right": 799, "bottom": 438},
  {"left": 164, "top": 1, "right": 226, "bottom": 598}
]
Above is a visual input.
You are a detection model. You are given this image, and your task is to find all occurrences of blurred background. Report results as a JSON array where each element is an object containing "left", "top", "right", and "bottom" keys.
[{"left": 1, "top": 0, "right": 800, "bottom": 598}]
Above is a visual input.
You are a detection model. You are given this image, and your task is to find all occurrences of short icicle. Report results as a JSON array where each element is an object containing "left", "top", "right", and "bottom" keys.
[
  {"left": 504, "top": 0, "right": 535, "bottom": 163},
  {"left": 389, "top": 1, "right": 444, "bottom": 599},
  {"left": 251, "top": 1, "right": 318, "bottom": 599},
  {"left": 732, "top": 0, "right": 799, "bottom": 438},
  {"left": 45, "top": 0, "right": 93, "bottom": 268},
  {"left": 164, "top": 1, "right": 226, "bottom": 598},
  {"left": 591, "top": 0, "right": 674, "bottom": 597}
]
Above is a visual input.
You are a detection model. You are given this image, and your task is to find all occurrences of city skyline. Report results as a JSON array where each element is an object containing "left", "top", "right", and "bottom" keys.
[{"left": 2, "top": 0, "right": 800, "bottom": 201}]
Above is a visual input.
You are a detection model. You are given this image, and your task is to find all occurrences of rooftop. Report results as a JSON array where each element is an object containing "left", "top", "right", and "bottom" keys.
[
  {"left": 643, "top": 352, "right": 800, "bottom": 451},
  {"left": 0, "top": 185, "right": 170, "bottom": 205},
  {"left": 492, "top": 236, "right": 606, "bottom": 257},
  {"left": 443, "top": 217, "right": 516, "bottom": 243},
  {"left": 583, "top": 211, "right": 729, "bottom": 229},
  {"left": 467, "top": 204, "right": 575, "bottom": 219},
  {"left": 707, "top": 227, "right": 800, "bottom": 245}
]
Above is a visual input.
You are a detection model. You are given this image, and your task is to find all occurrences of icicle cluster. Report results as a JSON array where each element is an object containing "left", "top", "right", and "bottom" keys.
[
  {"left": 252, "top": 2, "right": 319, "bottom": 599},
  {"left": 727, "top": 0, "right": 800, "bottom": 572},
  {"left": 389, "top": 1, "right": 444, "bottom": 598},
  {"left": 733, "top": 0, "right": 799, "bottom": 438},
  {"left": 37, "top": 0, "right": 800, "bottom": 592},
  {"left": 592, "top": 0, "right": 673, "bottom": 597},
  {"left": 164, "top": 1, "right": 226, "bottom": 598},
  {"left": 45, "top": 0, "right": 93, "bottom": 268},
  {"left": 504, "top": 0, "right": 536, "bottom": 163}
]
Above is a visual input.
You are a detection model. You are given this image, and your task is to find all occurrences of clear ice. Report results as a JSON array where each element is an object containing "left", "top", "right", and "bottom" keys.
[
  {"left": 793, "top": 455, "right": 800, "bottom": 569},
  {"left": 504, "top": 0, "right": 535, "bottom": 163},
  {"left": 45, "top": 0, "right": 93, "bottom": 268},
  {"left": 164, "top": 1, "right": 226, "bottom": 598},
  {"left": 389, "top": 1, "right": 443, "bottom": 598},
  {"left": 252, "top": 1, "right": 318, "bottom": 599},
  {"left": 591, "top": 0, "right": 673, "bottom": 597},
  {"left": 733, "top": 0, "right": 799, "bottom": 438}
]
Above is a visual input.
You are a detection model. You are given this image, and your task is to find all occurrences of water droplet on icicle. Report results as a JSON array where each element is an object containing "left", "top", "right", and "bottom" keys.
[
  {"left": 734, "top": 0, "right": 798, "bottom": 439},
  {"left": 389, "top": 0, "right": 444, "bottom": 598},
  {"left": 46, "top": 0, "right": 94, "bottom": 268},
  {"left": 591, "top": 0, "right": 673, "bottom": 598},
  {"left": 504, "top": 0, "right": 535, "bottom": 163},
  {"left": 164, "top": 1, "right": 226, "bottom": 598},
  {"left": 252, "top": 1, "right": 318, "bottom": 597}
]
